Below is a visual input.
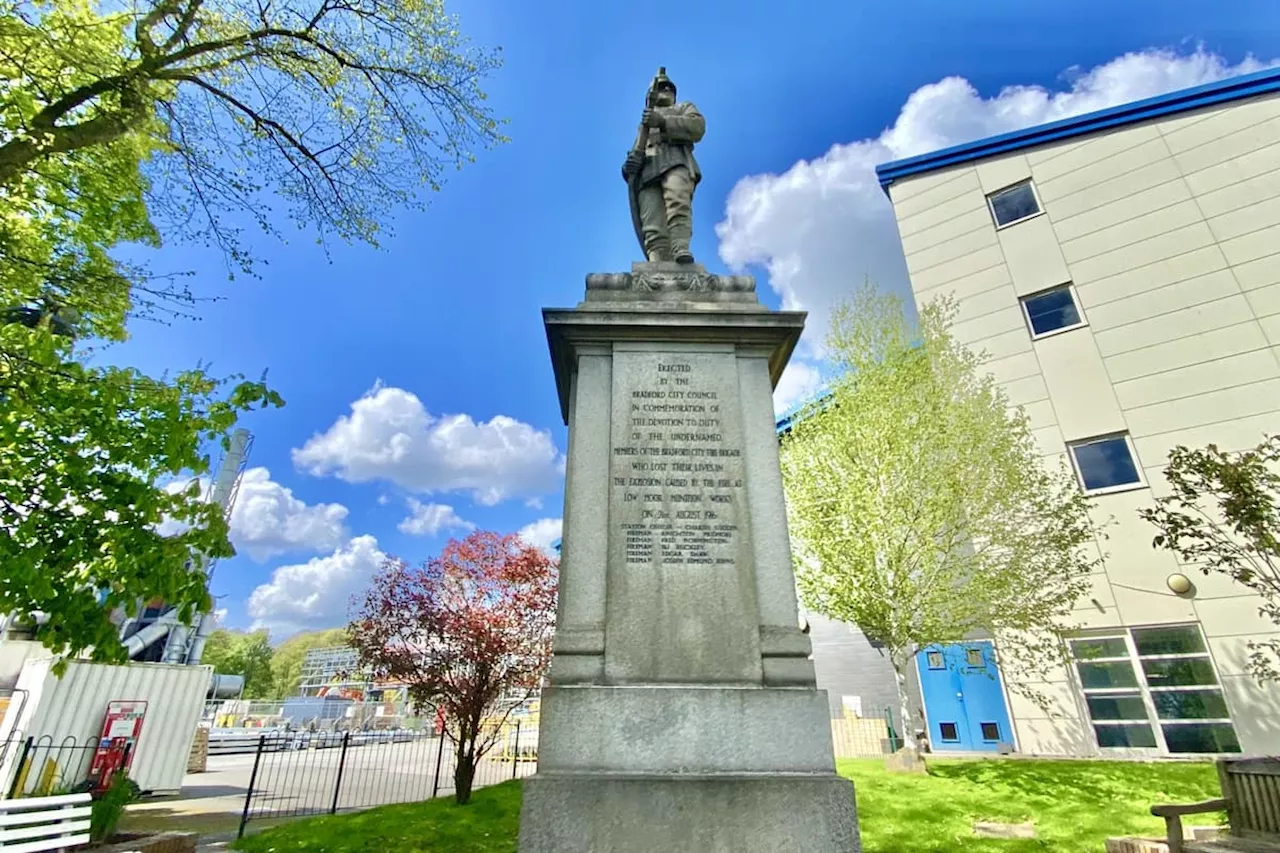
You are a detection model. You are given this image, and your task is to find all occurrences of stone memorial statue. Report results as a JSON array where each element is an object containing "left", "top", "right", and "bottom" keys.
[
  {"left": 518, "top": 66, "right": 860, "bottom": 852},
  {"left": 621, "top": 67, "right": 705, "bottom": 264}
]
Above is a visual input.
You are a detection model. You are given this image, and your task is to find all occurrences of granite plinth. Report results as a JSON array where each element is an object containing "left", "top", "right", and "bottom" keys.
[
  {"left": 582, "top": 262, "right": 761, "bottom": 307},
  {"left": 535, "top": 686, "right": 836, "bottom": 775},
  {"left": 519, "top": 774, "right": 860, "bottom": 853},
  {"left": 522, "top": 266, "right": 859, "bottom": 851},
  {"left": 541, "top": 306, "right": 812, "bottom": 687}
]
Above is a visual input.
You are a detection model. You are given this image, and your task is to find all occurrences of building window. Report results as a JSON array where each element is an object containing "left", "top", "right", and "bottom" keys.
[
  {"left": 1070, "top": 626, "right": 1240, "bottom": 754},
  {"left": 987, "top": 180, "right": 1042, "bottom": 228},
  {"left": 1021, "top": 285, "right": 1085, "bottom": 338},
  {"left": 1068, "top": 434, "right": 1143, "bottom": 493},
  {"left": 980, "top": 722, "right": 1001, "bottom": 741},
  {"left": 926, "top": 651, "right": 945, "bottom": 670},
  {"left": 965, "top": 648, "right": 984, "bottom": 667},
  {"left": 939, "top": 722, "right": 960, "bottom": 742}
]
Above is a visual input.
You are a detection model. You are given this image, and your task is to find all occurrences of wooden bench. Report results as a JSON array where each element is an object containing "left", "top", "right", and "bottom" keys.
[
  {"left": 0, "top": 793, "right": 91, "bottom": 852},
  {"left": 1152, "top": 757, "right": 1280, "bottom": 853}
]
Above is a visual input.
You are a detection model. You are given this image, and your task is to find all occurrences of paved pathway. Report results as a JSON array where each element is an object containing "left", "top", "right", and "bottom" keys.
[{"left": 124, "top": 739, "right": 534, "bottom": 838}]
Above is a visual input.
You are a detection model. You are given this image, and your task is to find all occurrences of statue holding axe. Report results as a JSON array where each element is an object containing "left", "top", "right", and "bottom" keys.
[{"left": 621, "top": 67, "right": 705, "bottom": 264}]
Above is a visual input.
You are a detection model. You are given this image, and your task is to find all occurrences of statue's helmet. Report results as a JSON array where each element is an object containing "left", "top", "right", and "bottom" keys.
[{"left": 651, "top": 67, "right": 676, "bottom": 97}]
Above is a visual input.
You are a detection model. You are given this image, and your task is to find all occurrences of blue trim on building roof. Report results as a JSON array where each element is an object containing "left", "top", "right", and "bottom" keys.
[
  {"left": 775, "top": 405, "right": 805, "bottom": 435},
  {"left": 874, "top": 65, "right": 1280, "bottom": 195},
  {"left": 776, "top": 391, "right": 835, "bottom": 436}
]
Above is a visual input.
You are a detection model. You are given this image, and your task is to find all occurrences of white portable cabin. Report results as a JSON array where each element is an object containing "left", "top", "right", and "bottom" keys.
[{"left": 0, "top": 655, "right": 210, "bottom": 796}]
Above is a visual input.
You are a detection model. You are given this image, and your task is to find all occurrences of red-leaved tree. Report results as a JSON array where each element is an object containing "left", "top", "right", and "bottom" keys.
[{"left": 347, "top": 530, "right": 557, "bottom": 804}]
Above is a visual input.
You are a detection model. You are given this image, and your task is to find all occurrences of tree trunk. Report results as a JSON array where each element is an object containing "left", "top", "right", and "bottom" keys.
[
  {"left": 890, "top": 653, "right": 918, "bottom": 759},
  {"left": 0, "top": 138, "right": 42, "bottom": 188},
  {"left": 0, "top": 104, "right": 143, "bottom": 189},
  {"left": 453, "top": 741, "right": 476, "bottom": 805}
]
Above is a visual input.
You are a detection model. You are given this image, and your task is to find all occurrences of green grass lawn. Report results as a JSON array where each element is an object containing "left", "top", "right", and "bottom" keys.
[
  {"left": 842, "top": 758, "right": 1222, "bottom": 852},
  {"left": 233, "top": 758, "right": 1223, "bottom": 853},
  {"left": 235, "top": 782, "right": 523, "bottom": 853}
]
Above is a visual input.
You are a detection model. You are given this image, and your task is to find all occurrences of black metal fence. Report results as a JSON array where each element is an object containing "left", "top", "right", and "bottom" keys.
[
  {"left": 237, "top": 723, "right": 536, "bottom": 837},
  {"left": 2, "top": 734, "right": 98, "bottom": 798}
]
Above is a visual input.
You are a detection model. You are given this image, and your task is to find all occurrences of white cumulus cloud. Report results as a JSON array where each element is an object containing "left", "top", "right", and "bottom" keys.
[
  {"left": 247, "top": 535, "right": 386, "bottom": 636},
  {"left": 518, "top": 518, "right": 562, "bottom": 555},
  {"left": 154, "top": 476, "right": 202, "bottom": 538},
  {"left": 716, "top": 47, "right": 1276, "bottom": 354},
  {"left": 231, "top": 467, "right": 349, "bottom": 561},
  {"left": 773, "top": 360, "right": 825, "bottom": 416},
  {"left": 293, "top": 383, "right": 565, "bottom": 506},
  {"left": 156, "top": 468, "right": 347, "bottom": 562},
  {"left": 397, "top": 499, "right": 475, "bottom": 536}
]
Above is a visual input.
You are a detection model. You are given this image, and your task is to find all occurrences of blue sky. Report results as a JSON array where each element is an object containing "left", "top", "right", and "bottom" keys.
[{"left": 114, "top": 0, "right": 1280, "bottom": 638}]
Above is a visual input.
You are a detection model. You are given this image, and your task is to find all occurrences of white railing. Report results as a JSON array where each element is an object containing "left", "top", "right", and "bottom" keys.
[{"left": 0, "top": 793, "right": 91, "bottom": 852}]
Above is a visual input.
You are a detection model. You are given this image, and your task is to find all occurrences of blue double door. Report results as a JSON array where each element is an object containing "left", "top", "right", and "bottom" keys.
[{"left": 916, "top": 641, "right": 1013, "bottom": 752}]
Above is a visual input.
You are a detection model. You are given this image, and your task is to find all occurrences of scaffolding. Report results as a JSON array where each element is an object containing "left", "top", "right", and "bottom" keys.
[
  {"left": 121, "top": 428, "right": 254, "bottom": 666},
  {"left": 297, "top": 647, "right": 367, "bottom": 698}
]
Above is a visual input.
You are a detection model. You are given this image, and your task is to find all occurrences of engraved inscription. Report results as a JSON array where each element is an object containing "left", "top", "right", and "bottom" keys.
[{"left": 611, "top": 354, "right": 746, "bottom": 568}]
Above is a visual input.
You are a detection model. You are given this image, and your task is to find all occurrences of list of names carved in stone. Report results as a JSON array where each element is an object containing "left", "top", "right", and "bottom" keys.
[{"left": 611, "top": 355, "right": 745, "bottom": 568}]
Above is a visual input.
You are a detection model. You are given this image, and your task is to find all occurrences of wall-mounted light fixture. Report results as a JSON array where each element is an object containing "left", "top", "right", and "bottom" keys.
[{"left": 1166, "top": 573, "right": 1193, "bottom": 595}]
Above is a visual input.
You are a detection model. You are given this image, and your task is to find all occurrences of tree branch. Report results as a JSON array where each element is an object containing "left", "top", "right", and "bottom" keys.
[
  {"left": 171, "top": 74, "right": 343, "bottom": 201},
  {"left": 160, "top": 0, "right": 207, "bottom": 51}
]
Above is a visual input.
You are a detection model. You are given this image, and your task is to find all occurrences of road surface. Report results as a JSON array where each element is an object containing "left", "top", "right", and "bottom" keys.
[{"left": 126, "top": 735, "right": 535, "bottom": 833}]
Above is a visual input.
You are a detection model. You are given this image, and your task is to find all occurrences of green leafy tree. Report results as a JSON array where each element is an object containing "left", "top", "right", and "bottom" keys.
[
  {"left": 0, "top": 0, "right": 501, "bottom": 661},
  {"left": 268, "top": 627, "right": 348, "bottom": 699},
  {"left": 0, "top": 339, "right": 280, "bottom": 662},
  {"left": 780, "top": 284, "right": 1101, "bottom": 749},
  {"left": 1140, "top": 435, "right": 1280, "bottom": 682},
  {"left": 0, "top": 0, "right": 504, "bottom": 259},
  {"left": 202, "top": 628, "right": 275, "bottom": 697}
]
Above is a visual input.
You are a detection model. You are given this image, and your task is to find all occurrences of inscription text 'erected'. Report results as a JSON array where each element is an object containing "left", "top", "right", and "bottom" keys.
[{"left": 611, "top": 354, "right": 745, "bottom": 569}]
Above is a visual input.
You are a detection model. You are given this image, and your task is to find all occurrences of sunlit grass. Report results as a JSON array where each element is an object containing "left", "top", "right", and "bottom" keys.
[
  {"left": 842, "top": 757, "right": 1222, "bottom": 852},
  {"left": 235, "top": 781, "right": 522, "bottom": 853},
  {"left": 233, "top": 759, "right": 1223, "bottom": 853}
]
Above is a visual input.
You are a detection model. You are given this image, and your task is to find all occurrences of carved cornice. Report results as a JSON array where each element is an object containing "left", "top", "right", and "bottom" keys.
[{"left": 586, "top": 267, "right": 756, "bottom": 296}]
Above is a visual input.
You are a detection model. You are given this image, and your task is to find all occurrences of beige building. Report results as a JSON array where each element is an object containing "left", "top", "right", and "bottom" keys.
[{"left": 877, "top": 67, "right": 1280, "bottom": 756}]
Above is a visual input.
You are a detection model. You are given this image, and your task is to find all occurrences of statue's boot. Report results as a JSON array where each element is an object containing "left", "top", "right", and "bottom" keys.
[
  {"left": 645, "top": 237, "right": 671, "bottom": 263},
  {"left": 669, "top": 220, "right": 694, "bottom": 264}
]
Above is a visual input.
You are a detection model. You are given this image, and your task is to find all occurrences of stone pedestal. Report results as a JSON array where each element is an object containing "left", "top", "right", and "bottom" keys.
[{"left": 519, "top": 263, "right": 859, "bottom": 852}]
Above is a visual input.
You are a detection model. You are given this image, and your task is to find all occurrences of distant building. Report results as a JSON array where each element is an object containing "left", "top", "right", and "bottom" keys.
[
  {"left": 876, "top": 66, "right": 1280, "bottom": 756},
  {"left": 805, "top": 614, "right": 917, "bottom": 735}
]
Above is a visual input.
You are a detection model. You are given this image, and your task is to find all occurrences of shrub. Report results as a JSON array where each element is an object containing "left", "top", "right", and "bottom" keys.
[{"left": 90, "top": 773, "right": 141, "bottom": 843}]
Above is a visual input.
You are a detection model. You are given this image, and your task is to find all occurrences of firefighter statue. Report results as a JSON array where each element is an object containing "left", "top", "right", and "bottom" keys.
[{"left": 621, "top": 67, "right": 706, "bottom": 264}]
